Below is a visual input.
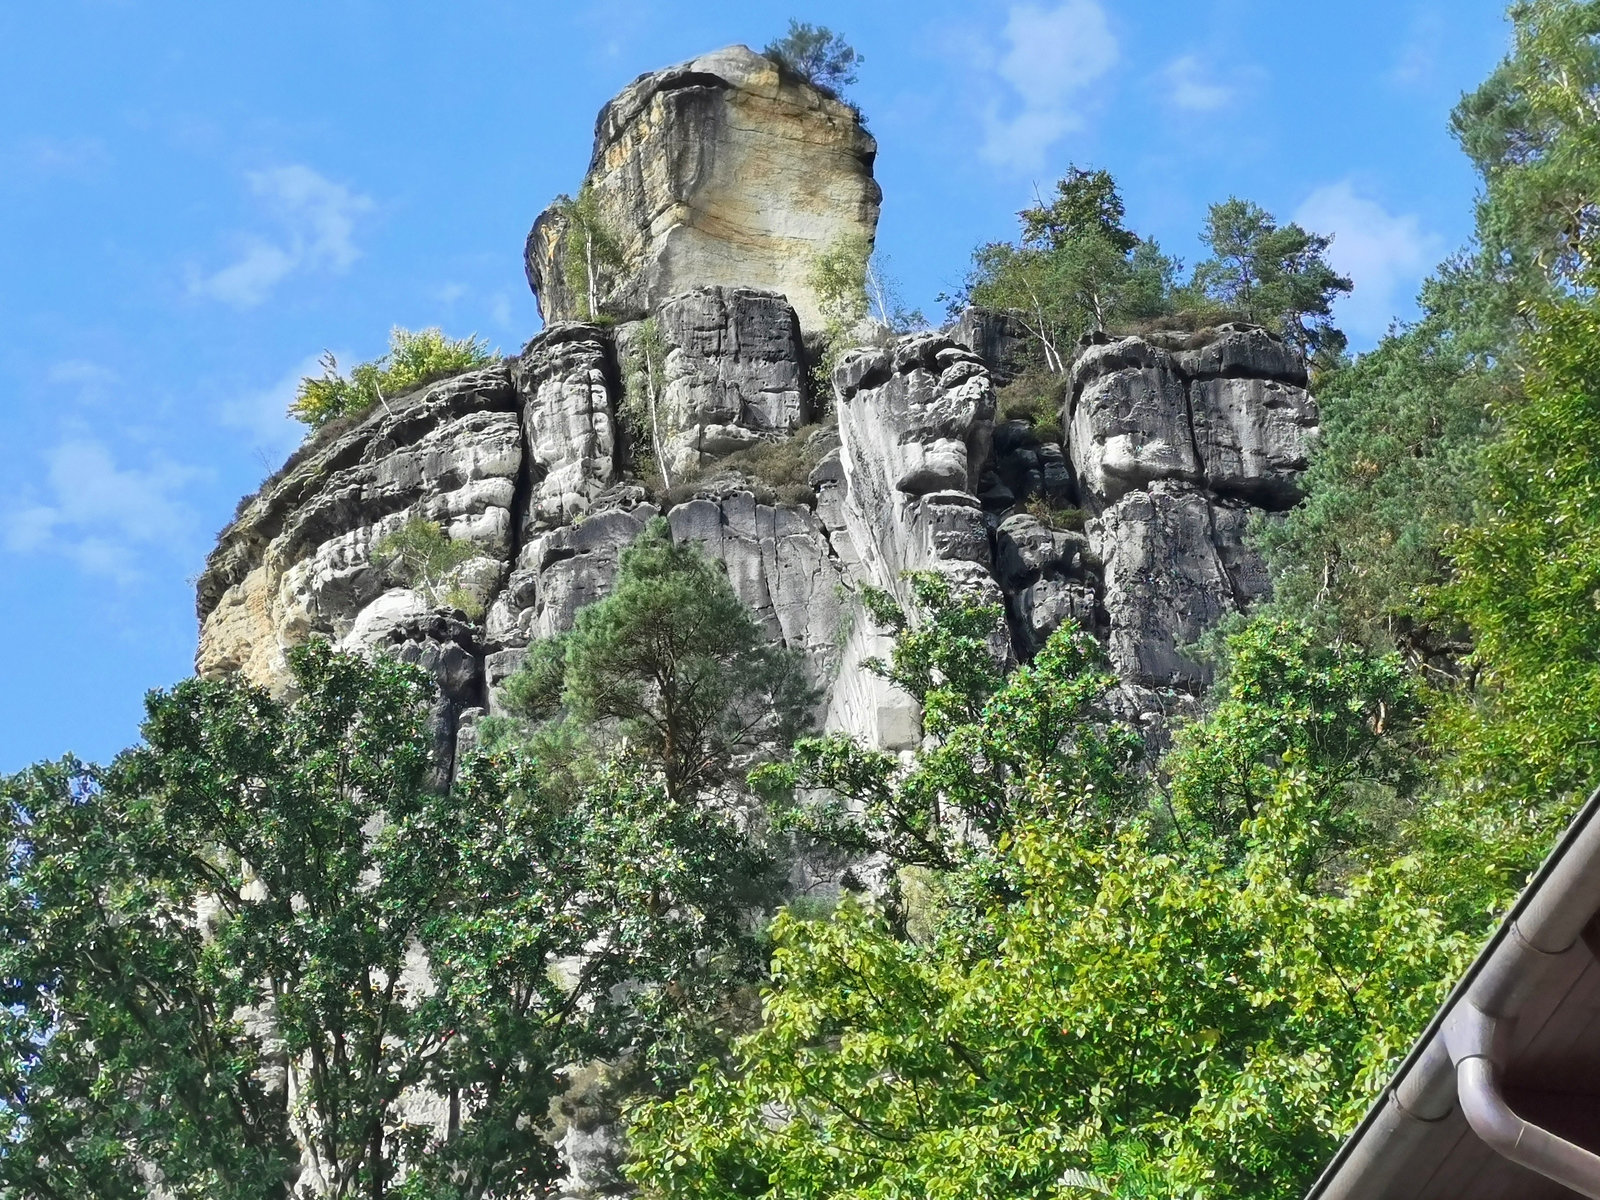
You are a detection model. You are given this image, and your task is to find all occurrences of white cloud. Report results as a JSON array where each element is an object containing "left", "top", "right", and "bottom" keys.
[
  {"left": 190, "top": 165, "right": 375, "bottom": 307},
  {"left": 1162, "top": 54, "right": 1233, "bottom": 113},
  {"left": 1389, "top": 7, "right": 1445, "bottom": 87},
  {"left": 980, "top": 1, "right": 1119, "bottom": 171},
  {"left": 218, "top": 354, "right": 329, "bottom": 465},
  {"left": 4, "top": 440, "right": 206, "bottom": 583},
  {"left": 1294, "top": 181, "right": 1444, "bottom": 341}
]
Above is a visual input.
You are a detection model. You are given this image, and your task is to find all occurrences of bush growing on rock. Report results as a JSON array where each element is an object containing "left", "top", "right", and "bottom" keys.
[
  {"left": 761, "top": 20, "right": 861, "bottom": 96},
  {"left": 289, "top": 326, "right": 495, "bottom": 429},
  {"left": 372, "top": 516, "right": 483, "bottom": 619}
]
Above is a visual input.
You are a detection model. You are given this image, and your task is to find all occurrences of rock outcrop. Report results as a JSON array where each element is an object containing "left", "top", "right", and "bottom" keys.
[
  {"left": 653, "top": 285, "right": 813, "bottom": 475},
  {"left": 196, "top": 317, "right": 1318, "bottom": 768},
  {"left": 525, "top": 46, "right": 881, "bottom": 333},
  {"left": 1064, "top": 323, "right": 1318, "bottom": 692}
]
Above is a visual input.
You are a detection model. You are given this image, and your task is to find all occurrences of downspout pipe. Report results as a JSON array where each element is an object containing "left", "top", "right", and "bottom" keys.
[
  {"left": 1443, "top": 994, "right": 1600, "bottom": 1199},
  {"left": 1307, "top": 785, "right": 1600, "bottom": 1200}
]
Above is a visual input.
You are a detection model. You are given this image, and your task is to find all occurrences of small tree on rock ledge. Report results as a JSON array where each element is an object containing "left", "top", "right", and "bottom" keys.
[{"left": 762, "top": 20, "right": 862, "bottom": 96}]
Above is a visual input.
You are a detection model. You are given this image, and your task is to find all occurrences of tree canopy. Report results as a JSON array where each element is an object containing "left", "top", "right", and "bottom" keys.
[
  {"left": 761, "top": 21, "right": 862, "bottom": 95},
  {"left": 492, "top": 518, "right": 816, "bottom": 801}
]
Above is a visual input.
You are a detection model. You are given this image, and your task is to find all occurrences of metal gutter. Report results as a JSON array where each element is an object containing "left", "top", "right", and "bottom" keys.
[{"left": 1307, "top": 785, "right": 1600, "bottom": 1200}]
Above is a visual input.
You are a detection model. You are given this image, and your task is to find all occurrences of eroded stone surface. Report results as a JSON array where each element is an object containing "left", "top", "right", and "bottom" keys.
[
  {"left": 515, "top": 324, "right": 619, "bottom": 530},
  {"left": 833, "top": 334, "right": 998, "bottom": 607},
  {"left": 653, "top": 286, "right": 811, "bottom": 474},
  {"left": 526, "top": 45, "right": 881, "bottom": 333},
  {"left": 196, "top": 368, "right": 521, "bottom": 692}
]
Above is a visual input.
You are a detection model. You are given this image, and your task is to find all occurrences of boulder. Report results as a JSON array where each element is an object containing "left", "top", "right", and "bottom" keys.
[{"left": 526, "top": 46, "right": 881, "bottom": 333}]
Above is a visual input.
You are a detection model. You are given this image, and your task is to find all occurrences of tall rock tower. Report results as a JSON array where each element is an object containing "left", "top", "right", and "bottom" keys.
[{"left": 524, "top": 45, "right": 882, "bottom": 332}]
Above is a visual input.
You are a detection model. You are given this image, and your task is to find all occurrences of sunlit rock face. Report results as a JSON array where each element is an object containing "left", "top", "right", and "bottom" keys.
[{"left": 524, "top": 45, "right": 881, "bottom": 334}]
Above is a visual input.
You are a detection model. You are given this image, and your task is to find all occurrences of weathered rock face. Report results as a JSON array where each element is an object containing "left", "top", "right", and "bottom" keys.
[
  {"left": 196, "top": 313, "right": 1318, "bottom": 770},
  {"left": 196, "top": 368, "right": 522, "bottom": 699},
  {"left": 515, "top": 324, "right": 620, "bottom": 530},
  {"left": 1061, "top": 323, "right": 1319, "bottom": 691},
  {"left": 652, "top": 286, "right": 812, "bottom": 475},
  {"left": 833, "top": 335, "right": 998, "bottom": 605},
  {"left": 525, "top": 46, "right": 881, "bottom": 333},
  {"left": 952, "top": 306, "right": 1042, "bottom": 386}
]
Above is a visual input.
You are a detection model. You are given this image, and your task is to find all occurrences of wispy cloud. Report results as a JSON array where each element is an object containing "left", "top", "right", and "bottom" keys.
[
  {"left": 1389, "top": 7, "right": 1446, "bottom": 88},
  {"left": 189, "top": 165, "right": 375, "bottom": 307},
  {"left": 1294, "top": 181, "right": 1443, "bottom": 341},
  {"left": 1162, "top": 54, "right": 1234, "bottom": 113},
  {"left": 979, "top": 1, "right": 1119, "bottom": 171},
  {"left": 2, "top": 135, "right": 110, "bottom": 185},
  {"left": 218, "top": 355, "right": 327, "bottom": 465},
  {"left": 4, "top": 440, "right": 207, "bottom": 583},
  {"left": 45, "top": 360, "right": 120, "bottom": 403}
]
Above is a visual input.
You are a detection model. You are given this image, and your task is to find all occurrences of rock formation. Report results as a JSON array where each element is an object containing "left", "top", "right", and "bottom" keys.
[
  {"left": 190, "top": 45, "right": 1325, "bottom": 1198},
  {"left": 525, "top": 45, "right": 881, "bottom": 333}
]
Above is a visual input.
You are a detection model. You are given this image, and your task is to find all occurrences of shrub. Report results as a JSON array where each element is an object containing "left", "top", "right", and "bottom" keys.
[
  {"left": 650, "top": 427, "right": 832, "bottom": 510},
  {"left": 997, "top": 369, "right": 1068, "bottom": 444},
  {"left": 1022, "top": 494, "right": 1085, "bottom": 531},
  {"left": 372, "top": 517, "right": 483, "bottom": 619},
  {"left": 289, "top": 327, "right": 496, "bottom": 429}
]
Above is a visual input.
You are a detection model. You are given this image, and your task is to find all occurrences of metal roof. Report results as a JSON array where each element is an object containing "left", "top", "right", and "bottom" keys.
[{"left": 1307, "top": 787, "right": 1600, "bottom": 1199}]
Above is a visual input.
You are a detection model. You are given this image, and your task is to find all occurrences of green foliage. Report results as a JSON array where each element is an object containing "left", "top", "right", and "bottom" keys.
[
  {"left": 557, "top": 182, "right": 626, "bottom": 320},
  {"left": 372, "top": 517, "right": 483, "bottom": 618},
  {"left": 1255, "top": 258, "right": 1506, "bottom": 651},
  {"left": 659, "top": 427, "right": 830, "bottom": 509},
  {"left": 961, "top": 167, "right": 1182, "bottom": 372},
  {"left": 996, "top": 368, "right": 1068, "bottom": 443},
  {"left": 629, "top": 737, "right": 1471, "bottom": 1200},
  {"left": 289, "top": 327, "right": 495, "bottom": 430},
  {"left": 757, "top": 575, "right": 1142, "bottom": 892},
  {"left": 762, "top": 20, "right": 862, "bottom": 95},
  {"left": 1163, "top": 618, "right": 1421, "bottom": 878},
  {"left": 622, "top": 316, "right": 671, "bottom": 483},
  {"left": 1453, "top": 0, "right": 1600, "bottom": 289},
  {"left": 0, "top": 643, "right": 769, "bottom": 1199},
  {"left": 1434, "top": 282, "right": 1600, "bottom": 838},
  {"left": 1021, "top": 494, "right": 1084, "bottom": 531},
  {"left": 496, "top": 518, "right": 816, "bottom": 800},
  {"left": 1189, "top": 197, "right": 1354, "bottom": 367}
]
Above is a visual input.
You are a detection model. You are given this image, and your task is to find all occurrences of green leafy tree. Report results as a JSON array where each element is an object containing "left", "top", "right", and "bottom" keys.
[
  {"left": 290, "top": 328, "right": 496, "bottom": 430},
  {"left": 495, "top": 519, "right": 816, "bottom": 801},
  {"left": 1434, "top": 280, "right": 1600, "bottom": 844},
  {"left": 1453, "top": 0, "right": 1600, "bottom": 290},
  {"left": 761, "top": 21, "right": 862, "bottom": 95},
  {"left": 1254, "top": 258, "right": 1505, "bottom": 653},
  {"left": 557, "top": 182, "right": 626, "bottom": 321},
  {"left": 962, "top": 168, "right": 1179, "bottom": 372},
  {"left": 757, "top": 575, "right": 1142, "bottom": 883},
  {"left": 628, "top": 818, "right": 1472, "bottom": 1200},
  {"left": 1, "top": 643, "right": 770, "bottom": 1200},
  {"left": 372, "top": 517, "right": 483, "bottom": 618},
  {"left": 1190, "top": 198, "right": 1353, "bottom": 365},
  {"left": 1162, "top": 618, "right": 1421, "bottom": 879}
]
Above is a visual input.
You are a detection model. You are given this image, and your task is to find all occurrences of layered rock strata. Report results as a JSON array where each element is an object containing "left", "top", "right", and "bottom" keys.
[
  {"left": 1065, "top": 322, "right": 1318, "bottom": 692},
  {"left": 198, "top": 313, "right": 1316, "bottom": 772},
  {"left": 525, "top": 45, "right": 881, "bottom": 333}
]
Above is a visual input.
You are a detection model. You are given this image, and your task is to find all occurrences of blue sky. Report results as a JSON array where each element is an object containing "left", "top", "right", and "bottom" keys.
[{"left": 0, "top": 0, "right": 1513, "bottom": 771}]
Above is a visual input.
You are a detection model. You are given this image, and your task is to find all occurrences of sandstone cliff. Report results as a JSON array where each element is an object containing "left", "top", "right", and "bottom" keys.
[
  {"left": 196, "top": 306, "right": 1315, "bottom": 770},
  {"left": 196, "top": 43, "right": 1319, "bottom": 777},
  {"left": 524, "top": 45, "right": 882, "bottom": 333}
]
